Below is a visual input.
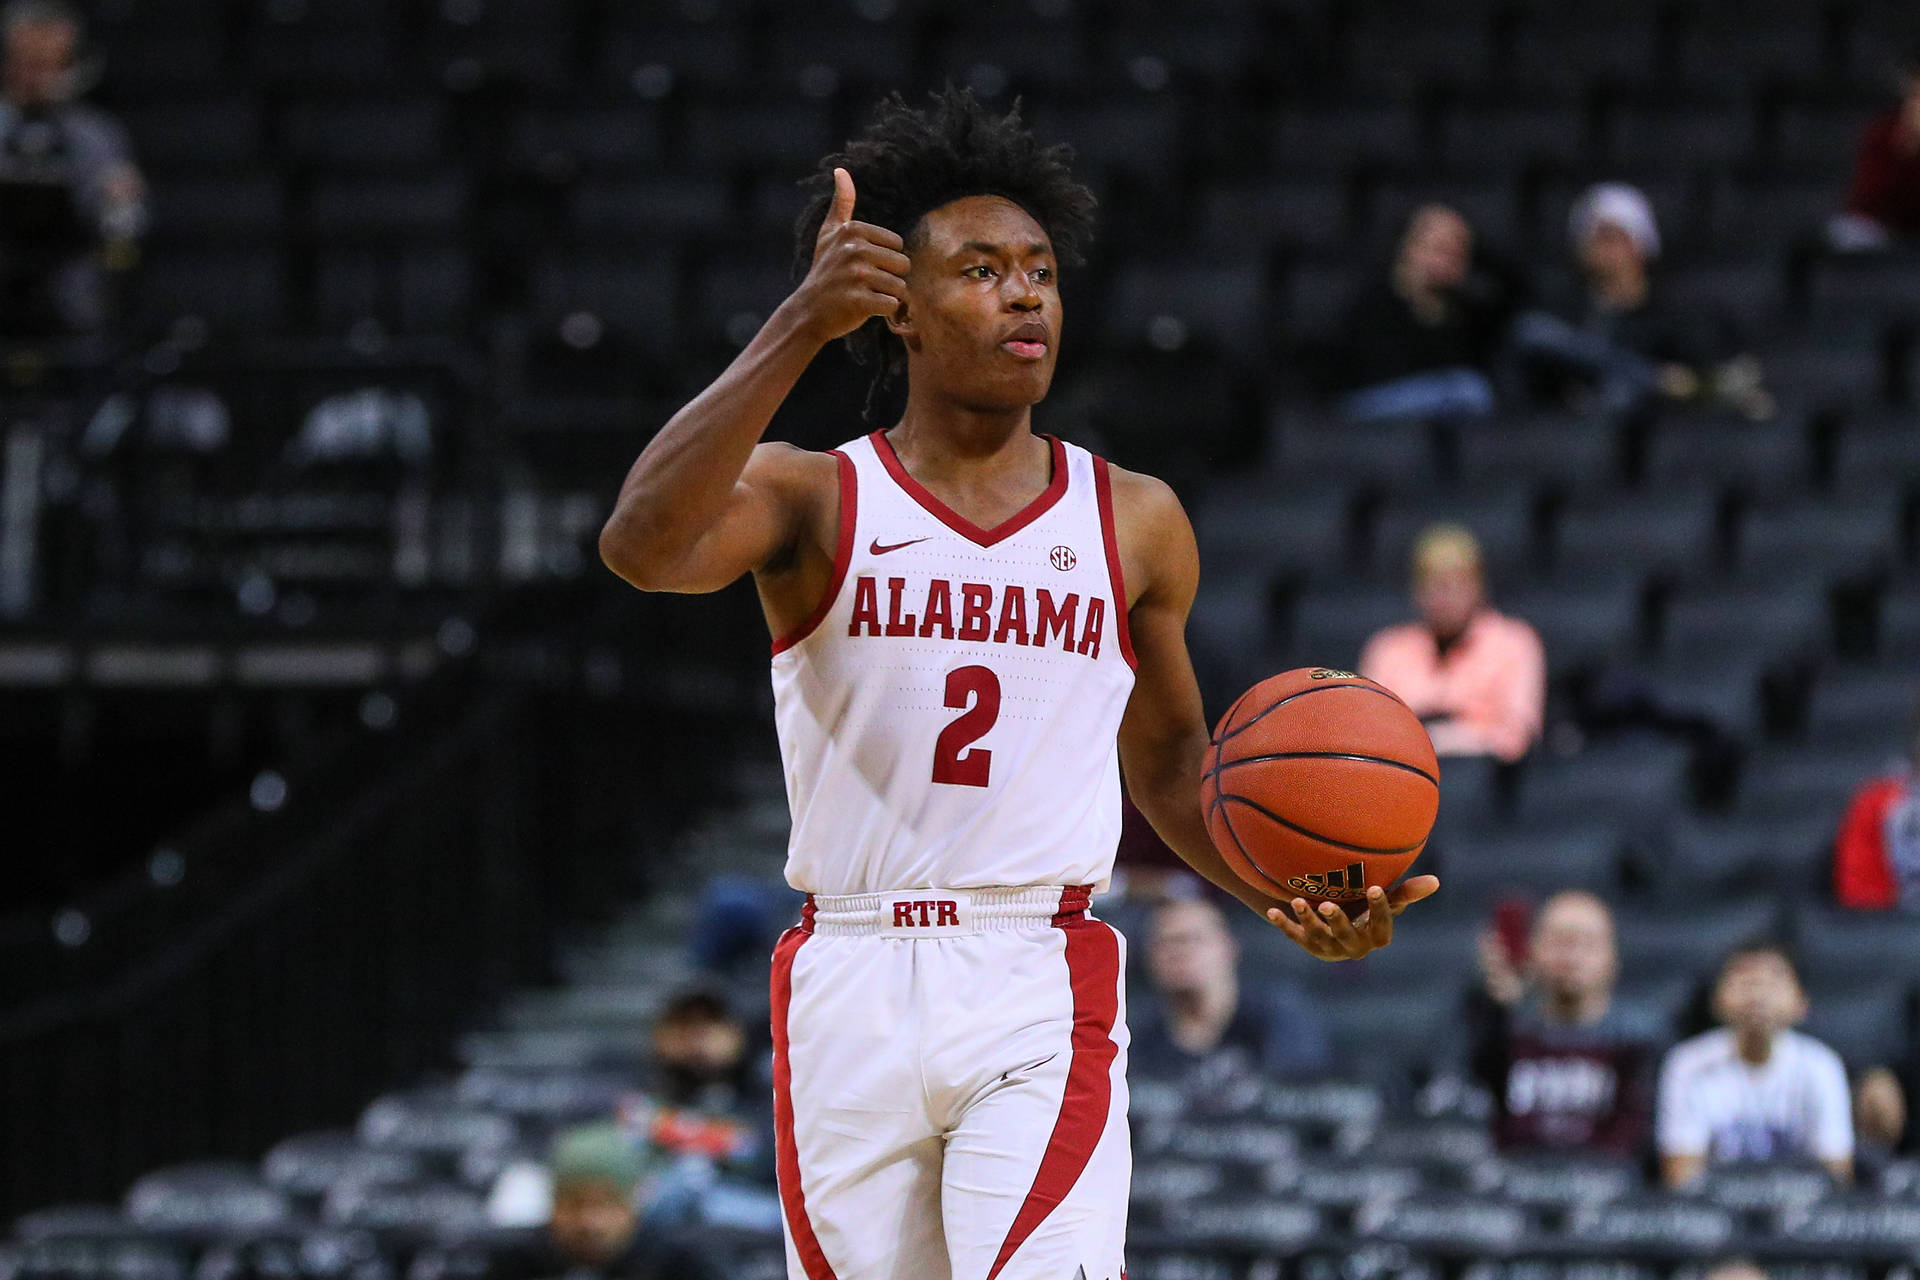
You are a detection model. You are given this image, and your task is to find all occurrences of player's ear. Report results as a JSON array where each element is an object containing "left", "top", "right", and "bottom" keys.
[{"left": 885, "top": 299, "right": 916, "bottom": 345}]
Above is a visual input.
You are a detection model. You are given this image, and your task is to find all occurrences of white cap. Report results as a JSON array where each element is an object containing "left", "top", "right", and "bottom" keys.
[{"left": 1571, "top": 182, "right": 1661, "bottom": 259}]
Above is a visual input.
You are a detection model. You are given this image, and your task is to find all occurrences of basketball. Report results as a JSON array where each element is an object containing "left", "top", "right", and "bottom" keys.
[{"left": 1201, "top": 667, "right": 1440, "bottom": 908}]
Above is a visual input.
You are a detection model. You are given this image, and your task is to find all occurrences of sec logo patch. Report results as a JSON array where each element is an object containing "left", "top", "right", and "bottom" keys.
[{"left": 1050, "top": 545, "right": 1078, "bottom": 571}]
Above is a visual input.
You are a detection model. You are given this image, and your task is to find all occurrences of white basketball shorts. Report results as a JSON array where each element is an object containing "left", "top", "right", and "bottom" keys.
[{"left": 769, "top": 884, "right": 1130, "bottom": 1280}]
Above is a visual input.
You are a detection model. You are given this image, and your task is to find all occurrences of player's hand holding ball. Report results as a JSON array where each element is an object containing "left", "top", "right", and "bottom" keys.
[
  {"left": 1201, "top": 667, "right": 1442, "bottom": 960},
  {"left": 790, "top": 167, "right": 913, "bottom": 344}
]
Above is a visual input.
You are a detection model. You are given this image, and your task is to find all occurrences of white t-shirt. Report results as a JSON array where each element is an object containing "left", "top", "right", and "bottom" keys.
[{"left": 1655, "top": 1028, "right": 1854, "bottom": 1163}]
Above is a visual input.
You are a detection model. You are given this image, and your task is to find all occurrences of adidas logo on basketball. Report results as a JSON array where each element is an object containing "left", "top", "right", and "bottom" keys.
[{"left": 1284, "top": 861, "right": 1367, "bottom": 899}]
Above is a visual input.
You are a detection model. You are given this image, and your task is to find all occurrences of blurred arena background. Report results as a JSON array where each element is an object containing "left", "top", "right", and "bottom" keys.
[{"left": 4, "top": 0, "right": 1920, "bottom": 1276}]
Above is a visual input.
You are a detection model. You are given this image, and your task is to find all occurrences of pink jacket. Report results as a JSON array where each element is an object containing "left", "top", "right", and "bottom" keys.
[{"left": 1359, "top": 608, "right": 1546, "bottom": 762}]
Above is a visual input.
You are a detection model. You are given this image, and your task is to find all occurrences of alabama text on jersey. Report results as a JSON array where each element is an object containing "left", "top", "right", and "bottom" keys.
[{"left": 769, "top": 430, "right": 1138, "bottom": 895}]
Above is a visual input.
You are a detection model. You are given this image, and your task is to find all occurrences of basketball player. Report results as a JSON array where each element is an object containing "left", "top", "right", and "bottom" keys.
[{"left": 599, "top": 89, "right": 1440, "bottom": 1280}]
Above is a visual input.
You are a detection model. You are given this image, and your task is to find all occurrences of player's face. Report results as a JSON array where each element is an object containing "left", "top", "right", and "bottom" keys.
[
  {"left": 893, "top": 195, "right": 1062, "bottom": 412},
  {"left": 1147, "top": 902, "right": 1236, "bottom": 995},
  {"left": 549, "top": 1178, "right": 638, "bottom": 1265},
  {"left": 1529, "top": 897, "right": 1615, "bottom": 1000},
  {"left": 1712, "top": 952, "right": 1807, "bottom": 1036}
]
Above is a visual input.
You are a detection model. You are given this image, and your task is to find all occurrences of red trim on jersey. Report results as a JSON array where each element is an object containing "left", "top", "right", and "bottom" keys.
[
  {"left": 986, "top": 894, "right": 1121, "bottom": 1280},
  {"left": 1091, "top": 456, "right": 1138, "bottom": 671},
  {"left": 868, "top": 429, "right": 1068, "bottom": 548},
  {"left": 771, "top": 451, "right": 858, "bottom": 656},
  {"left": 770, "top": 925, "right": 838, "bottom": 1280}
]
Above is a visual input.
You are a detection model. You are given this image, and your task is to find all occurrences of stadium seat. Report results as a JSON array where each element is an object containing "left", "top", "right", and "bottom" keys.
[
  {"left": 1270, "top": 413, "right": 1437, "bottom": 498},
  {"left": 571, "top": 176, "right": 733, "bottom": 242},
  {"left": 1266, "top": 1159, "right": 1426, "bottom": 1209},
  {"left": 148, "top": 176, "right": 286, "bottom": 246},
  {"left": 1454, "top": 415, "right": 1621, "bottom": 494},
  {"left": 1510, "top": 738, "right": 1691, "bottom": 826},
  {"left": 281, "top": 100, "right": 446, "bottom": 173},
  {"left": 133, "top": 249, "right": 289, "bottom": 335},
  {"left": 1799, "top": 979, "right": 1914, "bottom": 1071},
  {"left": 1734, "top": 744, "right": 1895, "bottom": 822},
  {"left": 451, "top": 1068, "right": 631, "bottom": 1127},
  {"left": 530, "top": 252, "right": 680, "bottom": 358},
  {"left": 1660, "top": 583, "right": 1828, "bottom": 663},
  {"left": 356, "top": 1091, "right": 517, "bottom": 1163},
  {"left": 1101, "top": 261, "right": 1272, "bottom": 360},
  {"left": 1808, "top": 254, "right": 1920, "bottom": 329},
  {"left": 1612, "top": 897, "right": 1782, "bottom": 985},
  {"left": 1553, "top": 486, "right": 1719, "bottom": 583},
  {"left": 1832, "top": 416, "right": 1920, "bottom": 498},
  {"left": 504, "top": 104, "right": 667, "bottom": 178},
  {"left": 308, "top": 175, "right": 470, "bottom": 243},
  {"left": 1435, "top": 101, "right": 1592, "bottom": 172},
  {"left": 1792, "top": 905, "right": 1920, "bottom": 992},
  {"left": 1655, "top": 811, "right": 1836, "bottom": 894},
  {"left": 1638, "top": 651, "right": 1768, "bottom": 737},
  {"left": 7, "top": 1236, "right": 189, "bottom": 1280},
  {"left": 1367, "top": 177, "right": 1523, "bottom": 250},
  {"left": 1774, "top": 1195, "right": 1920, "bottom": 1260},
  {"left": 1735, "top": 495, "right": 1901, "bottom": 582},
  {"left": 1881, "top": 584, "right": 1920, "bottom": 661},
  {"left": 122, "top": 1164, "right": 294, "bottom": 1238},
  {"left": 1501, "top": 576, "right": 1643, "bottom": 669},
  {"left": 1435, "top": 820, "right": 1628, "bottom": 899},
  {"left": 1266, "top": 103, "right": 1422, "bottom": 173},
  {"left": 1672, "top": 18, "right": 1832, "bottom": 93},
  {"left": 260, "top": 1132, "right": 425, "bottom": 1203},
  {"left": 1342, "top": 18, "right": 1493, "bottom": 97},
  {"left": 1029, "top": 101, "right": 1187, "bottom": 183},
  {"left": 1128, "top": 1159, "right": 1228, "bottom": 1211},
  {"left": 1287, "top": 583, "right": 1409, "bottom": 670},
  {"left": 1273, "top": 257, "right": 1362, "bottom": 347},
  {"left": 1469, "top": 1155, "right": 1639, "bottom": 1212},
  {"left": 1658, "top": 259, "right": 1788, "bottom": 327},
  {"left": 1351, "top": 1194, "right": 1531, "bottom": 1254},
  {"left": 1563, "top": 1194, "right": 1738, "bottom": 1254},
  {"left": 1697, "top": 1162, "right": 1837, "bottom": 1212},
  {"left": 1505, "top": 14, "right": 1663, "bottom": 97},
  {"left": 1367, "top": 484, "right": 1538, "bottom": 584},
  {"left": 1191, "top": 481, "right": 1356, "bottom": 587},
  {"left": 1643, "top": 417, "right": 1810, "bottom": 498},
  {"left": 1197, "top": 180, "right": 1353, "bottom": 255},
  {"left": 121, "top": 97, "right": 265, "bottom": 176},
  {"left": 1603, "top": 99, "right": 1759, "bottom": 171},
  {"left": 10, "top": 1206, "right": 147, "bottom": 1242},
  {"left": 682, "top": 103, "right": 838, "bottom": 177},
  {"left": 1163, "top": 1196, "right": 1324, "bottom": 1253},
  {"left": 1805, "top": 663, "right": 1916, "bottom": 750},
  {"left": 594, "top": 19, "right": 752, "bottom": 92},
  {"left": 319, "top": 1181, "right": 488, "bottom": 1243}
]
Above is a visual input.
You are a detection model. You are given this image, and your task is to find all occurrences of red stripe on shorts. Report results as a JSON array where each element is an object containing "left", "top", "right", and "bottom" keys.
[
  {"left": 770, "top": 924, "right": 839, "bottom": 1280},
  {"left": 985, "top": 888, "right": 1121, "bottom": 1279}
]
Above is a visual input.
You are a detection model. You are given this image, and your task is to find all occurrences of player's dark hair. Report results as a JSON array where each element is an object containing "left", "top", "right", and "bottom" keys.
[{"left": 794, "top": 86, "right": 1097, "bottom": 420}]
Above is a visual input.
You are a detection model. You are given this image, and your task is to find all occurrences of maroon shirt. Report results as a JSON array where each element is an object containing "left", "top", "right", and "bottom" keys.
[
  {"left": 1470, "top": 993, "right": 1664, "bottom": 1158},
  {"left": 1845, "top": 109, "right": 1920, "bottom": 237}
]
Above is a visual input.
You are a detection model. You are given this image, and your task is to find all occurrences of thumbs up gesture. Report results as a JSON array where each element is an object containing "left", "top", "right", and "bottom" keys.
[{"left": 792, "top": 168, "right": 912, "bottom": 345}]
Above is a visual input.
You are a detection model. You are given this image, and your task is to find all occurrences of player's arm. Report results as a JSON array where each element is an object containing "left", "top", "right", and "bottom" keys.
[
  {"left": 598, "top": 169, "right": 910, "bottom": 593},
  {"left": 1110, "top": 469, "right": 1438, "bottom": 961}
]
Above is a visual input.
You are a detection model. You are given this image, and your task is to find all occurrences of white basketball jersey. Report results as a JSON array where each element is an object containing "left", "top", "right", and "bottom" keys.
[{"left": 770, "top": 430, "right": 1138, "bottom": 896}]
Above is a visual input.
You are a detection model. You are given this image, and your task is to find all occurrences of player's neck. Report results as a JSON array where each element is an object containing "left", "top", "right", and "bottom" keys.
[
  {"left": 887, "top": 396, "right": 1038, "bottom": 477},
  {"left": 1545, "top": 986, "right": 1609, "bottom": 1027}
]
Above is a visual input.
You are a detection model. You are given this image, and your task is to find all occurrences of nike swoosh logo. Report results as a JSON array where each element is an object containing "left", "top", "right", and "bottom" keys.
[{"left": 870, "top": 537, "right": 932, "bottom": 555}]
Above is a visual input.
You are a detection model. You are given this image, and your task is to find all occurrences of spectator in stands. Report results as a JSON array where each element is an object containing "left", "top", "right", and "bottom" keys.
[
  {"left": 1511, "top": 183, "right": 1771, "bottom": 419},
  {"left": 0, "top": 0, "right": 144, "bottom": 339},
  {"left": 1332, "top": 203, "right": 1522, "bottom": 422},
  {"left": 1657, "top": 942, "right": 1854, "bottom": 1188},
  {"left": 1830, "top": 40, "right": 1920, "bottom": 250},
  {"left": 1359, "top": 523, "right": 1545, "bottom": 762},
  {"left": 1130, "top": 896, "right": 1335, "bottom": 1088},
  {"left": 485, "top": 1124, "right": 721, "bottom": 1280},
  {"left": 1832, "top": 705, "right": 1920, "bottom": 910},
  {"left": 1469, "top": 891, "right": 1663, "bottom": 1157}
]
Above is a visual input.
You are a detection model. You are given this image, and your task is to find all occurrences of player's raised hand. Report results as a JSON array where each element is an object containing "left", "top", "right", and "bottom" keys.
[
  {"left": 1265, "top": 874, "right": 1441, "bottom": 961},
  {"left": 791, "top": 167, "right": 912, "bottom": 345}
]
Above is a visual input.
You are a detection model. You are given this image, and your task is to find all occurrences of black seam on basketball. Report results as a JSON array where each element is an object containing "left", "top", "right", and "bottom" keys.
[
  {"left": 1219, "top": 793, "right": 1428, "bottom": 856},
  {"left": 1216, "top": 681, "right": 1409, "bottom": 746},
  {"left": 1213, "top": 751, "right": 1439, "bottom": 786},
  {"left": 1213, "top": 795, "right": 1298, "bottom": 898}
]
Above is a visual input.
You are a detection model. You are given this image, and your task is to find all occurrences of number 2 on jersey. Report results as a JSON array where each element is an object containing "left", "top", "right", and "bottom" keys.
[{"left": 932, "top": 665, "right": 1000, "bottom": 786}]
